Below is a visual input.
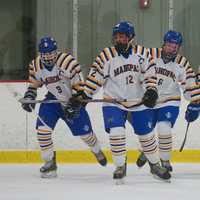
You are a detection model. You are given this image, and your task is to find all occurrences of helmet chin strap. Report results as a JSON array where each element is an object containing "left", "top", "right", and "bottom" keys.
[
  {"left": 113, "top": 36, "right": 134, "bottom": 58},
  {"left": 125, "top": 38, "right": 134, "bottom": 51}
]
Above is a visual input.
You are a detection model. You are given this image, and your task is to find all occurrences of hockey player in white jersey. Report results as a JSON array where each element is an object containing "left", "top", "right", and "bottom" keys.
[
  {"left": 84, "top": 21, "right": 171, "bottom": 183},
  {"left": 185, "top": 65, "right": 200, "bottom": 123},
  {"left": 21, "top": 36, "right": 107, "bottom": 178},
  {"left": 136, "top": 30, "right": 200, "bottom": 173}
]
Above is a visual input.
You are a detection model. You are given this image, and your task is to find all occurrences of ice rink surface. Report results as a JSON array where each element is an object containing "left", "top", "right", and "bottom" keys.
[{"left": 0, "top": 163, "right": 200, "bottom": 200}]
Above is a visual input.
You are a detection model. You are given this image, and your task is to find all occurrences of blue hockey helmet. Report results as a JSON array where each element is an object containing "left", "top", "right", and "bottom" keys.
[
  {"left": 39, "top": 36, "right": 58, "bottom": 67},
  {"left": 39, "top": 36, "right": 57, "bottom": 53},
  {"left": 112, "top": 21, "right": 135, "bottom": 40},
  {"left": 163, "top": 30, "right": 183, "bottom": 46}
]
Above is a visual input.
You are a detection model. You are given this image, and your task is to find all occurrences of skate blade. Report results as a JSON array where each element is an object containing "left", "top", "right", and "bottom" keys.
[
  {"left": 40, "top": 170, "right": 57, "bottom": 178},
  {"left": 152, "top": 174, "right": 171, "bottom": 183},
  {"left": 114, "top": 178, "right": 125, "bottom": 185}
]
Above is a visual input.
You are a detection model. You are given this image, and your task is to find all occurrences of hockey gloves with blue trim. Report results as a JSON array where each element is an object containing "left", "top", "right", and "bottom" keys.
[
  {"left": 21, "top": 87, "right": 37, "bottom": 112},
  {"left": 142, "top": 88, "right": 158, "bottom": 108},
  {"left": 185, "top": 102, "right": 200, "bottom": 122}
]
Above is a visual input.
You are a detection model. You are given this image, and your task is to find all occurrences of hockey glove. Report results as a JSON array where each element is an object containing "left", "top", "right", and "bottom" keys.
[
  {"left": 63, "top": 94, "right": 82, "bottom": 119},
  {"left": 21, "top": 87, "right": 37, "bottom": 112},
  {"left": 71, "top": 91, "right": 91, "bottom": 107},
  {"left": 64, "top": 91, "right": 92, "bottom": 119},
  {"left": 185, "top": 102, "right": 200, "bottom": 122},
  {"left": 77, "top": 91, "right": 92, "bottom": 107},
  {"left": 142, "top": 88, "right": 158, "bottom": 108}
]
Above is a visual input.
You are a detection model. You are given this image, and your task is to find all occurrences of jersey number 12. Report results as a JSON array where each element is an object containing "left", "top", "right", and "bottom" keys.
[{"left": 126, "top": 75, "right": 134, "bottom": 85}]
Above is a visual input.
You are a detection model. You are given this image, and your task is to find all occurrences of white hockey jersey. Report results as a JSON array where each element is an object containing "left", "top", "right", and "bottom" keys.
[
  {"left": 84, "top": 45, "right": 157, "bottom": 111},
  {"left": 28, "top": 52, "right": 84, "bottom": 102},
  {"left": 148, "top": 48, "right": 200, "bottom": 108},
  {"left": 195, "top": 66, "right": 200, "bottom": 84}
]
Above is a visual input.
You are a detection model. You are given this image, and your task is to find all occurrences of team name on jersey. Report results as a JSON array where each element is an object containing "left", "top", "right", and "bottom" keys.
[
  {"left": 155, "top": 67, "right": 176, "bottom": 82},
  {"left": 42, "top": 75, "right": 61, "bottom": 85},
  {"left": 114, "top": 64, "right": 139, "bottom": 77}
]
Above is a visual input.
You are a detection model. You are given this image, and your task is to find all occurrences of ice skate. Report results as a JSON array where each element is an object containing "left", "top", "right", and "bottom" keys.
[
  {"left": 113, "top": 162, "right": 127, "bottom": 185},
  {"left": 161, "top": 160, "right": 173, "bottom": 172},
  {"left": 136, "top": 152, "right": 147, "bottom": 168},
  {"left": 149, "top": 162, "right": 171, "bottom": 182},
  {"left": 40, "top": 152, "right": 57, "bottom": 178},
  {"left": 92, "top": 150, "right": 107, "bottom": 166}
]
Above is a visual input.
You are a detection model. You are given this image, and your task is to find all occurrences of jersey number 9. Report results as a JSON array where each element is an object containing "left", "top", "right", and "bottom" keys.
[{"left": 56, "top": 86, "right": 62, "bottom": 93}]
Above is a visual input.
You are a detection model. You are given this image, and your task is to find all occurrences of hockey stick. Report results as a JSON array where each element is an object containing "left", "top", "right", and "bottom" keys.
[
  {"left": 18, "top": 98, "right": 141, "bottom": 104},
  {"left": 179, "top": 122, "right": 190, "bottom": 152},
  {"left": 18, "top": 95, "right": 171, "bottom": 106}
]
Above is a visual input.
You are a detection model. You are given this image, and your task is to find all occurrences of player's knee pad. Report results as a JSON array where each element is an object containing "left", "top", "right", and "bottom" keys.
[
  {"left": 138, "top": 130, "right": 155, "bottom": 140},
  {"left": 157, "top": 121, "right": 171, "bottom": 136},
  {"left": 110, "top": 127, "right": 125, "bottom": 137}
]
